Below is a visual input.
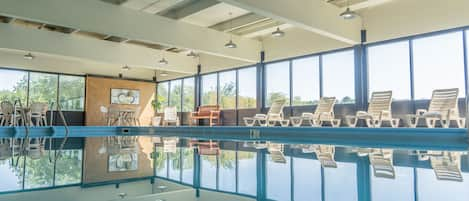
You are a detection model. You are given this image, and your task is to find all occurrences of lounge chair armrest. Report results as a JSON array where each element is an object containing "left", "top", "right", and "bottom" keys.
[
  {"left": 356, "top": 111, "right": 368, "bottom": 116},
  {"left": 301, "top": 112, "right": 314, "bottom": 118},
  {"left": 254, "top": 114, "right": 267, "bottom": 118},
  {"left": 416, "top": 109, "right": 427, "bottom": 116}
]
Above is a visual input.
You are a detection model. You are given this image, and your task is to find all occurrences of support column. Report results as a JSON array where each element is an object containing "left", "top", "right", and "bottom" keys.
[
  {"left": 256, "top": 51, "right": 265, "bottom": 113},
  {"left": 256, "top": 149, "right": 267, "bottom": 201},
  {"left": 194, "top": 148, "right": 201, "bottom": 197},
  {"left": 195, "top": 64, "right": 202, "bottom": 109},
  {"left": 356, "top": 157, "right": 371, "bottom": 201},
  {"left": 354, "top": 30, "right": 368, "bottom": 111}
]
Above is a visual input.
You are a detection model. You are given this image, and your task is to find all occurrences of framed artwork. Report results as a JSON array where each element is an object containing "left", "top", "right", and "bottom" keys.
[
  {"left": 108, "top": 153, "right": 138, "bottom": 172},
  {"left": 111, "top": 88, "right": 140, "bottom": 105}
]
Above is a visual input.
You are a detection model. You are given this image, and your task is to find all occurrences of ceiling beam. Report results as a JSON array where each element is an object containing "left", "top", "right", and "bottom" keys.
[
  {"left": 162, "top": 0, "right": 220, "bottom": 19},
  {"left": 0, "top": 23, "right": 197, "bottom": 74},
  {"left": 210, "top": 13, "right": 270, "bottom": 32},
  {"left": 0, "top": 0, "right": 260, "bottom": 62},
  {"left": 218, "top": 0, "right": 362, "bottom": 44}
]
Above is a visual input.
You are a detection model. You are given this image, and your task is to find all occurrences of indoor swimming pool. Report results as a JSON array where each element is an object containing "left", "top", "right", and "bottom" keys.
[{"left": 0, "top": 127, "right": 467, "bottom": 201}]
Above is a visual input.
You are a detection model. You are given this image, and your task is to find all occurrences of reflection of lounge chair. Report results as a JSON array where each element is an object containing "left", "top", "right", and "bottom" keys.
[
  {"left": 290, "top": 97, "right": 340, "bottom": 127},
  {"left": 313, "top": 145, "right": 337, "bottom": 168},
  {"left": 429, "top": 151, "right": 463, "bottom": 182},
  {"left": 162, "top": 137, "right": 178, "bottom": 153},
  {"left": 369, "top": 149, "right": 395, "bottom": 179},
  {"left": 407, "top": 88, "right": 464, "bottom": 128},
  {"left": 267, "top": 143, "right": 286, "bottom": 163},
  {"left": 244, "top": 99, "right": 288, "bottom": 127},
  {"left": 346, "top": 91, "right": 399, "bottom": 128},
  {"left": 162, "top": 106, "right": 180, "bottom": 126}
]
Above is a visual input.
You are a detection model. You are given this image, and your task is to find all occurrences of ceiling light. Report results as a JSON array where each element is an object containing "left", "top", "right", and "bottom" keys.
[
  {"left": 158, "top": 58, "right": 168, "bottom": 65},
  {"left": 271, "top": 27, "right": 285, "bottom": 37},
  {"left": 160, "top": 72, "right": 169, "bottom": 77},
  {"left": 187, "top": 51, "right": 198, "bottom": 57},
  {"left": 122, "top": 65, "right": 130, "bottom": 71},
  {"left": 23, "top": 53, "right": 34, "bottom": 60},
  {"left": 224, "top": 40, "right": 237, "bottom": 48},
  {"left": 340, "top": 7, "right": 357, "bottom": 19}
]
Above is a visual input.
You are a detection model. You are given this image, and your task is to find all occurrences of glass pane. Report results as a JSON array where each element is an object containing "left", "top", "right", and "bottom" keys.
[
  {"left": 155, "top": 147, "right": 168, "bottom": 177},
  {"left": 371, "top": 166, "right": 414, "bottom": 201},
  {"left": 29, "top": 73, "right": 58, "bottom": 108},
  {"left": 266, "top": 154, "right": 291, "bottom": 201},
  {"left": 0, "top": 69, "right": 28, "bottom": 104},
  {"left": 322, "top": 50, "right": 355, "bottom": 104},
  {"left": 292, "top": 56, "right": 320, "bottom": 105},
  {"left": 200, "top": 155, "right": 217, "bottom": 189},
  {"left": 218, "top": 150, "right": 236, "bottom": 192},
  {"left": 181, "top": 148, "right": 194, "bottom": 184},
  {"left": 169, "top": 80, "right": 182, "bottom": 111},
  {"left": 182, "top": 77, "right": 195, "bottom": 112},
  {"left": 0, "top": 157, "right": 24, "bottom": 192},
  {"left": 24, "top": 150, "right": 54, "bottom": 189},
  {"left": 58, "top": 75, "right": 85, "bottom": 111},
  {"left": 219, "top": 71, "right": 236, "bottom": 109},
  {"left": 324, "top": 162, "right": 357, "bottom": 201},
  {"left": 237, "top": 67, "right": 257, "bottom": 109},
  {"left": 54, "top": 149, "right": 82, "bottom": 186},
  {"left": 157, "top": 82, "right": 169, "bottom": 112},
  {"left": 168, "top": 148, "right": 181, "bottom": 181},
  {"left": 201, "top": 74, "right": 218, "bottom": 105},
  {"left": 238, "top": 151, "right": 257, "bottom": 196},
  {"left": 413, "top": 31, "right": 465, "bottom": 99},
  {"left": 368, "top": 41, "right": 411, "bottom": 100},
  {"left": 265, "top": 61, "right": 290, "bottom": 107},
  {"left": 417, "top": 168, "right": 469, "bottom": 201},
  {"left": 293, "top": 157, "right": 322, "bottom": 201}
]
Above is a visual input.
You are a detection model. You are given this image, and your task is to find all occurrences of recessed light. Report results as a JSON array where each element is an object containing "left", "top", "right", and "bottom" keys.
[
  {"left": 158, "top": 58, "right": 168, "bottom": 65},
  {"left": 271, "top": 27, "right": 285, "bottom": 37},
  {"left": 160, "top": 72, "right": 169, "bottom": 77},
  {"left": 224, "top": 40, "right": 237, "bottom": 48},
  {"left": 23, "top": 53, "right": 34, "bottom": 60},
  {"left": 122, "top": 65, "right": 130, "bottom": 71}
]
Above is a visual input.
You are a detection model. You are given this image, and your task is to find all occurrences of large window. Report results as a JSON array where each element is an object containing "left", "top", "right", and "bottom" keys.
[
  {"left": 266, "top": 155, "right": 291, "bottom": 201},
  {"left": 157, "top": 82, "right": 169, "bottom": 111},
  {"left": 0, "top": 69, "right": 28, "bottom": 104},
  {"left": 218, "top": 150, "right": 236, "bottom": 192},
  {"left": 0, "top": 157, "right": 24, "bottom": 192},
  {"left": 293, "top": 157, "right": 322, "bottom": 201},
  {"left": 200, "top": 155, "right": 217, "bottom": 189},
  {"left": 292, "top": 56, "right": 320, "bottom": 105},
  {"left": 237, "top": 67, "right": 257, "bottom": 109},
  {"left": 324, "top": 162, "right": 357, "bottom": 201},
  {"left": 54, "top": 150, "right": 82, "bottom": 186},
  {"left": 181, "top": 148, "right": 194, "bottom": 184},
  {"left": 59, "top": 75, "right": 85, "bottom": 111},
  {"left": 201, "top": 74, "right": 218, "bottom": 106},
  {"left": 155, "top": 147, "right": 168, "bottom": 177},
  {"left": 367, "top": 41, "right": 411, "bottom": 100},
  {"left": 28, "top": 73, "right": 58, "bottom": 108},
  {"left": 371, "top": 166, "right": 414, "bottom": 201},
  {"left": 237, "top": 151, "right": 257, "bottom": 196},
  {"left": 322, "top": 50, "right": 355, "bottom": 104},
  {"left": 265, "top": 61, "right": 290, "bottom": 106},
  {"left": 169, "top": 80, "right": 182, "bottom": 111},
  {"left": 219, "top": 71, "right": 236, "bottom": 109},
  {"left": 24, "top": 151, "right": 54, "bottom": 189},
  {"left": 182, "top": 77, "right": 195, "bottom": 112},
  {"left": 416, "top": 167, "right": 469, "bottom": 201},
  {"left": 413, "top": 31, "right": 466, "bottom": 99},
  {"left": 168, "top": 148, "right": 181, "bottom": 181}
]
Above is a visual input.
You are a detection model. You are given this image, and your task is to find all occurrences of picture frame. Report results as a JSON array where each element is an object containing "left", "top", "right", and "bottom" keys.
[{"left": 110, "top": 88, "right": 140, "bottom": 105}]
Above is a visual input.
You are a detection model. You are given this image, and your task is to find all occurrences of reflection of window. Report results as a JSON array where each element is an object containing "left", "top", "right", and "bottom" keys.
[
  {"left": 293, "top": 157, "right": 322, "bottom": 201},
  {"left": 182, "top": 77, "right": 195, "bottom": 112},
  {"left": 201, "top": 74, "right": 218, "bottom": 105},
  {"left": 200, "top": 155, "right": 217, "bottom": 189},
  {"left": 324, "top": 162, "right": 357, "bottom": 201},
  {"left": 292, "top": 56, "right": 320, "bottom": 106},
  {"left": 157, "top": 82, "right": 169, "bottom": 111},
  {"left": 237, "top": 67, "right": 257, "bottom": 109},
  {"left": 266, "top": 154, "right": 291, "bottom": 201},
  {"left": 28, "top": 73, "right": 58, "bottom": 108},
  {"left": 168, "top": 148, "right": 181, "bottom": 181},
  {"left": 59, "top": 75, "right": 85, "bottom": 111},
  {"left": 0, "top": 69, "right": 28, "bottom": 104},
  {"left": 0, "top": 157, "right": 24, "bottom": 192},
  {"left": 237, "top": 151, "right": 257, "bottom": 196},
  {"left": 416, "top": 168, "right": 469, "bottom": 201},
  {"left": 24, "top": 151, "right": 54, "bottom": 189},
  {"left": 169, "top": 79, "right": 182, "bottom": 111},
  {"left": 155, "top": 147, "right": 168, "bottom": 177},
  {"left": 322, "top": 50, "right": 355, "bottom": 104},
  {"left": 265, "top": 61, "right": 290, "bottom": 107},
  {"left": 218, "top": 150, "right": 236, "bottom": 192},
  {"left": 219, "top": 71, "right": 236, "bottom": 109},
  {"left": 367, "top": 41, "right": 411, "bottom": 100},
  {"left": 55, "top": 150, "right": 82, "bottom": 186},
  {"left": 413, "top": 32, "right": 465, "bottom": 99},
  {"left": 371, "top": 166, "right": 414, "bottom": 201},
  {"left": 181, "top": 148, "right": 194, "bottom": 184}
]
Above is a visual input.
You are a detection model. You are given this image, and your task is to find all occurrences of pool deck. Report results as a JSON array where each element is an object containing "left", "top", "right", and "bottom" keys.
[{"left": 0, "top": 126, "right": 467, "bottom": 150}]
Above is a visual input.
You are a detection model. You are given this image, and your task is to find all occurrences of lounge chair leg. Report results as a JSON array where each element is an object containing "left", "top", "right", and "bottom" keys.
[
  {"left": 258, "top": 119, "right": 268, "bottom": 127},
  {"left": 365, "top": 119, "right": 374, "bottom": 128},
  {"left": 311, "top": 119, "right": 322, "bottom": 127},
  {"left": 345, "top": 117, "right": 358, "bottom": 127},
  {"left": 290, "top": 118, "right": 303, "bottom": 127},
  {"left": 331, "top": 119, "right": 341, "bottom": 128},
  {"left": 407, "top": 116, "right": 418, "bottom": 128},
  {"left": 244, "top": 119, "right": 256, "bottom": 127},
  {"left": 440, "top": 119, "right": 450, "bottom": 128},
  {"left": 425, "top": 118, "right": 437, "bottom": 128},
  {"left": 267, "top": 120, "right": 277, "bottom": 127},
  {"left": 456, "top": 118, "right": 465, "bottom": 128},
  {"left": 390, "top": 119, "right": 400, "bottom": 128}
]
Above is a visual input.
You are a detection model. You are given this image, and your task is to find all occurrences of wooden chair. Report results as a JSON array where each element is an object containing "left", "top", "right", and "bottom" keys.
[
  {"left": 406, "top": 88, "right": 464, "bottom": 128},
  {"left": 290, "top": 97, "right": 341, "bottom": 127},
  {"left": 190, "top": 105, "right": 221, "bottom": 126},
  {"left": 345, "top": 91, "right": 399, "bottom": 128}
]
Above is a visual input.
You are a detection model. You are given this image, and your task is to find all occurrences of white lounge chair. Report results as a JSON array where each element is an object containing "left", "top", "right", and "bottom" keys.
[
  {"left": 290, "top": 97, "right": 341, "bottom": 127},
  {"left": 313, "top": 145, "right": 337, "bottom": 168},
  {"left": 267, "top": 143, "right": 286, "bottom": 164},
  {"left": 407, "top": 88, "right": 464, "bottom": 128},
  {"left": 429, "top": 151, "right": 463, "bottom": 182},
  {"left": 345, "top": 91, "right": 399, "bottom": 128},
  {"left": 244, "top": 99, "right": 288, "bottom": 127},
  {"left": 162, "top": 106, "right": 180, "bottom": 126}
]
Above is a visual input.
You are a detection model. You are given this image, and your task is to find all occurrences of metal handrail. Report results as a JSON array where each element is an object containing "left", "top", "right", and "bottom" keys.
[{"left": 12, "top": 99, "right": 29, "bottom": 167}]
